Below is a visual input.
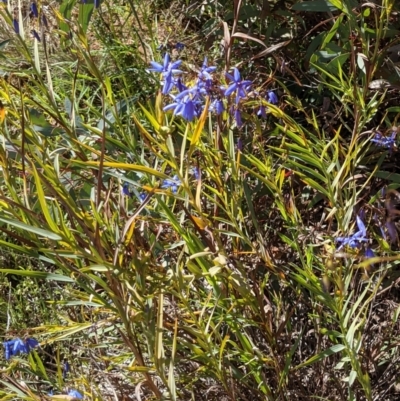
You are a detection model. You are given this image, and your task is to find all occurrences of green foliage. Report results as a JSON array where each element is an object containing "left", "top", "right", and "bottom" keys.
[{"left": 0, "top": 0, "right": 399, "bottom": 400}]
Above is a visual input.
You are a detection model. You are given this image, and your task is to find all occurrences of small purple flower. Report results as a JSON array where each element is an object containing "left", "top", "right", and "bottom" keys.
[
  {"left": 25, "top": 337, "right": 39, "bottom": 352},
  {"left": 148, "top": 53, "right": 182, "bottom": 95},
  {"left": 161, "top": 175, "right": 181, "bottom": 193},
  {"left": 30, "top": 2, "right": 38, "bottom": 18},
  {"left": 94, "top": 0, "right": 100, "bottom": 8},
  {"left": 139, "top": 192, "right": 147, "bottom": 202},
  {"left": 232, "top": 107, "right": 242, "bottom": 127},
  {"left": 3, "top": 337, "right": 38, "bottom": 359},
  {"left": 365, "top": 248, "right": 374, "bottom": 259},
  {"left": 67, "top": 389, "right": 83, "bottom": 399},
  {"left": 192, "top": 167, "right": 200, "bottom": 181},
  {"left": 164, "top": 94, "right": 197, "bottom": 121},
  {"left": 210, "top": 99, "right": 224, "bottom": 115},
  {"left": 257, "top": 105, "right": 267, "bottom": 118},
  {"left": 175, "top": 77, "right": 187, "bottom": 93},
  {"left": 371, "top": 131, "right": 397, "bottom": 150},
  {"left": 175, "top": 42, "right": 185, "bottom": 51},
  {"left": 267, "top": 90, "right": 278, "bottom": 105},
  {"left": 13, "top": 19, "right": 19, "bottom": 34},
  {"left": 225, "top": 68, "right": 252, "bottom": 104},
  {"left": 336, "top": 215, "right": 368, "bottom": 250},
  {"left": 63, "top": 360, "right": 70, "bottom": 379},
  {"left": 198, "top": 57, "right": 217, "bottom": 89},
  {"left": 122, "top": 183, "right": 133, "bottom": 197}
]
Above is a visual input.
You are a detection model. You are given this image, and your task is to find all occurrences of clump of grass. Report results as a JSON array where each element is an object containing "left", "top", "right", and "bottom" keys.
[{"left": 0, "top": 0, "right": 400, "bottom": 400}]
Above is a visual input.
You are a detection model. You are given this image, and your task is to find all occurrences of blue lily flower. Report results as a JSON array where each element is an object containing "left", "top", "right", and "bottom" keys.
[
  {"left": 62, "top": 360, "right": 70, "bottom": 379},
  {"left": 364, "top": 248, "right": 374, "bottom": 259},
  {"left": 231, "top": 107, "right": 242, "bottom": 127},
  {"left": 336, "top": 215, "right": 368, "bottom": 250},
  {"left": 267, "top": 90, "right": 278, "bottom": 105},
  {"left": 174, "top": 77, "right": 187, "bottom": 93},
  {"left": 148, "top": 53, "right": 182, "bottom": 94},
  {"left": 192, "top": 167, "right": 200, "bottom": 181},
  {"left": 3, "top": 337, "right": 39, "bottom": 360},
  {"left": 197, "top": 57, "right": 217, "bottom": 91},
  {"left": 122, "top": 183, "right": 133, "bottom": 197},
  {"left": 224, "top": 68, "right": 252, "bottom": 104},
  {"left": 13, "top": 19, "right": 19, "bottom": 34},
  {"left": 67, "top": 389, "right": 84, "bottom": 399},
  {"left": 164, "top": 94, "right": 199, "bottom": 121},
  {"left": 25, "top": 337, "right": 39, "bottom": 352},
  {"left": 257, "top": 105, "right": 267, "bottom": 118},
  {"left": 210, "top": 99, "right": 224, "bottom": 115},
  {"left": 30, "top": 2, "right": 38, "bottom": 18},
  {"left": 371, "top": 131, "right": 397, "bottom": 150},
  {"left": 161, "top": 175, "right": 181, "bottom": 194}
]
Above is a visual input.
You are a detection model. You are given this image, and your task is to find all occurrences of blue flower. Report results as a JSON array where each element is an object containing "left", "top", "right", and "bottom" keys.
[
  {"left": 148, "top": 53, "right": 182, "bottom": 94},
  {"left": 13, "top": 19, "right": 19, "bottom": 34},
  {"left": 67, "top": 389, "right": 83, "bottom": 399},
  {"left": 175, "top": 42, "right": 185, "bottom": 51},
  {"left": 371, "top": 131, "right": 397, "bottom": 149},
  {"left": 174, "top": 77, "right": 187, "bottom": 93},
  {"left": 3, "top": 337, "right": 38, "bottom": 360},
  {"left": 164, "top": 94, "right": 199, "bottom": 121},
  {"left": 62, "top": 360, "right": 70, "bottom": 379},
  {"left": 25, "top": 337, "right": 39, "bottom": 352},
  {"left": 192, "top": 167, "right": 200, "bottom": 181},
  {"left": 122, "top": 183, "right": 133, "bottom": 197},
  {"left": 230, "top": 107, "right": 243, "bottom": 127},
  {"left": 139, "top": 192, "right": 147, "bottom": 202},
  {"left": 197, "top": 57, "right": 217, "bottom": 91},
  {"left": 336, "top": 215, "right": 368, "bottom": 250},
  {"left": 257, "top": 105, "right": 267, "bottom": 118},
  {"left": 267, "top": 90, "right": 278, "bottom": 105},
  {"left": 364, "top": 248, "right": 374, "bottom": 259},
  {"left": 161, "top": 175, "right": 181, "bottom": 193},
  {"left": 30, "top": 2, "right": 38, "bottom": 18},
  {"left": 94, "top": 0, "right": 100, "bottom": 8},
  {"left": 210, "top": 99, "right": 224, "bottom": 115},
  {"left": 224, "top": 68, "right": 252, "bottom": 104}
]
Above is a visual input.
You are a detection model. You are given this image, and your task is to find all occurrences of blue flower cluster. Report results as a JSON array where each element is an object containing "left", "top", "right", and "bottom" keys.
[
  {"left": 148, "top": 53, "right": 278, "bottom": 126},
  {"left": 48, "top": 389, "right": 83, "bottom": 399},
  {"left": 161, "top": 174, "right": 181, "bottom": 194},
  {"left": 335, "top": 214, "right": 374, "bottom": 258},
  {"left": 371, "top": 131, "right": 397, "bottom": 150},
  {"left": 3, "top": 337, "right": 39, "bottom": 360}
]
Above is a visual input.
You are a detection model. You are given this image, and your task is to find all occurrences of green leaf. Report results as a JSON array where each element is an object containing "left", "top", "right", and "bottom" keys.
[
  {"left": 79, "top": 2, "right": 95, "bottom": 34},
  {"left": 295, "top": 344, "right": 345, "bottom": 369},
  {"left": 0, "top": 216, "right": 63, "bottom": 240},
  {"left": 59, "top": 0, "right": 75, "bottom": 35},
  {"left": 0, "top": 39, "right": 11, "bottom": 52},
  {"left": 0, "top": 269, "right": 74, "bottom": 282},
  {"left": 292, "top": 0, "right": 339, "bottom": 12}
]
